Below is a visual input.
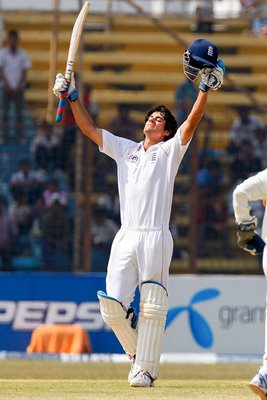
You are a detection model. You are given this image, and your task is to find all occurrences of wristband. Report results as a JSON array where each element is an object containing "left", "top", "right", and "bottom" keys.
[
  {"left": 199, "top": 81, "right": 210, "bottom": 92},
  {"left": 68, "top": 89, "right": 79, "bottom": 103}
]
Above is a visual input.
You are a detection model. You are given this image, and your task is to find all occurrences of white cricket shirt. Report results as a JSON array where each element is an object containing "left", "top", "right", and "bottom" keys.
[
  {"left": 100, "top": 129, "right": 190, "bottom": 229},
  {"left": 0, "top": 47, "right": 31, "bottom": 89}
]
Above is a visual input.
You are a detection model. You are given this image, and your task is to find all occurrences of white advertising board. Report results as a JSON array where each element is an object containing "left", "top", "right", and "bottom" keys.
[{"left": 164, "top": 275, "right": 266, "bottom": 356}]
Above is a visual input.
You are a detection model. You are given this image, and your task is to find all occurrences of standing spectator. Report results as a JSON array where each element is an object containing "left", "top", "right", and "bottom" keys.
[
  {"left": 9, "top": 158, "right": 46, "bottom": 205},
  {"left": 107, "top": 103, "right": 139, "bottom": 141},
  {"left": 194, "top": 0, "right": 214, "bottom": 33},
  {"left": 0, "top": 195, "right": 18, "bottom": 270},
  {"left": 0, "top": 30, "right": 31, "bottom": 142}
]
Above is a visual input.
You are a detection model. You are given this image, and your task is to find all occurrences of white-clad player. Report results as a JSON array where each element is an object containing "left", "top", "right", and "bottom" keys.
[
  {"left": 53, "top": 39, "right": 224, "bottom": 387},
  {"left": 233, "top": 170, "right": 267, "bottom": 399}
]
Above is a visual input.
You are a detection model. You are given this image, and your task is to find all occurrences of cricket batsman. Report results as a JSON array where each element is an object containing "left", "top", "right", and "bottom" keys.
[{"left": 53, "top": 38, "right": 225, "bottom": 387}]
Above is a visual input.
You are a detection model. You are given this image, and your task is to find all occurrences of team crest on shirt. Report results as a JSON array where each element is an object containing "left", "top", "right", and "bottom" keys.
[
  {"left": 127, "top": 151, "right": 139, "bottom": 163},
  {"left": 151, "top": 152, "right": 157, "bottom": 164}
]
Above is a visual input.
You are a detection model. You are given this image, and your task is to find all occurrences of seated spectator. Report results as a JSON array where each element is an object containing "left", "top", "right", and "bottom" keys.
[
  {"left": 8, "top": 193, "right": 33, "bottom": 236},
  {"left": 229, "top": 139, "right": 262, "bottom": 187},
  {"left": 250, "top": 1, "right": 267, "bottom": 36},
  {"left": 0, "top": 195, "right": 18, "bottom": 270},
  {"left": 252, "top": 125, "right": 267, "bottom": 169},
  {"left": 240, "top": 0, "right": 258, "bottom": 14},
  {"left": 197, "top": 185, "right": 232, "bottom": 258},
  {"left": 91, "top": 206, "right": 119, "bottom": 271},
  {"left": 11, "top": 243, "right": 42, "bottom": 271},
  {"left": 27, "top": 197, "right": 45, "bottom": 261},
  {"left": 40, "top": 194, "right": 71, "bottom": 271},
  {"left": 96, "top": 181, "right": 120, "bottom": 224},
  {"left": 227, "top": 106, "right": 264, "bottom": 155},
  {"left": 197, "top": 158, "right": 224, "bottom": 196},
  {"left": 259, "top": 25, "right": 267, "bottom": 35},
  {"left": 30, "top": 119, "right": 63, "bottom": 172},
  {"left": 43, "top": 178, "right": 68, "bottom": 209},
  {"left": 107, "top": 103, "right": 139, "bottom": 141},
  {"left": 9, "top": 158, "right": 46, "bottom": 205}
]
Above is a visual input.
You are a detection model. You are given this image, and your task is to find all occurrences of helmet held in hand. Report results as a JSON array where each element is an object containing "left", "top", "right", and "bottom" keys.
[{"left": 183, "top": 38, "right": 219, "bottom": 82}]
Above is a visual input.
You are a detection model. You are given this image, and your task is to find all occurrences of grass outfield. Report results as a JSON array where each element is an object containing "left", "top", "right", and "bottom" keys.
[{"left": 0, "top": 360, "right": 261, "bottom": 399}]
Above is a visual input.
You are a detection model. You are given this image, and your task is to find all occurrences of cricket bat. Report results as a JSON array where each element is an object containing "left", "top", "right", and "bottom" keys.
[{"left": 56, "top": 1, "right": 90, "bottom": 123}]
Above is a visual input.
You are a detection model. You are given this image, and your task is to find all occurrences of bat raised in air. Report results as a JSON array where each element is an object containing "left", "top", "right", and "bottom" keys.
[{"left": 56, "top": 1, "right": 90, "bottom": 123}]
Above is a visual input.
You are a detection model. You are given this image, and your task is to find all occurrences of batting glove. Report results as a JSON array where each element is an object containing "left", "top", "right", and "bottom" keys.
[
  {"left": 53, "top": 73, "right": 79, "bottom": 102},
  {"left": 236, "top": 217, "right": 265, "bottom": 256},
  {"left": 199, "top": 60, "right": 225, "bottom": 92}
]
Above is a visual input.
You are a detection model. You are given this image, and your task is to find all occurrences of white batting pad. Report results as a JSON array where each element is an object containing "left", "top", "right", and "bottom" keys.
[
  {"left": 97, "top": 291, "right": 137, "bottom": 357},
  {"left": 133, "top": 281, "right": 168, "bottom": 380}
]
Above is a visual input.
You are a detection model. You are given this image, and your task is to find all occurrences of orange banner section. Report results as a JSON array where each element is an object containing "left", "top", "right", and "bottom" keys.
[{"left": 27, "top": 324, "right": 91, "bottom": 354}]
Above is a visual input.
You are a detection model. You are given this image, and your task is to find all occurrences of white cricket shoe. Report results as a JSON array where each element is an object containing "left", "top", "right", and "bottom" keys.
[
  {"left": 128, "top": 356, "right": 136, "bottom": 383},
  {"left": 249, "top": 367, "right": 267, "bottom": 399},
  {"left": 130, "top": 370, "right": 154, "bottom": 387}
]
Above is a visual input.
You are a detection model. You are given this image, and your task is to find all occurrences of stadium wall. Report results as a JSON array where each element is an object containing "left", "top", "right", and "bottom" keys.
[{"left": 0, "top": 273, "right": 265, "bottom": 358}]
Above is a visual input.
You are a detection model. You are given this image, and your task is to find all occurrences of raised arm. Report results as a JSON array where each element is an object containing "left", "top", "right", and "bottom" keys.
[
  {"left": 180, "top": 90, "right": 208, "bottom": 145},
  {"left": 180, "top": 39, "right": 225, "bottom": 145},
  {"left": 53, "top": 73, "right": 103, "bottom": 147},
  {"left": 70, "top": 99, "right": 103, "bottom": 147}
]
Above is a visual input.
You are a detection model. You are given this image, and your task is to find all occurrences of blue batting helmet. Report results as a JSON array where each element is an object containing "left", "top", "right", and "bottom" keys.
[{"left": 183, "top": 38, "right": 219, "bottom": 82}]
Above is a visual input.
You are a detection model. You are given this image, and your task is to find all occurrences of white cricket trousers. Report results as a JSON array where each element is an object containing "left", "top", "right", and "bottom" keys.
[
  {"left": 106, "top": 226, "right": 173, "bottom": 309},
  {"left": 262, "top": 245, "right": 267, "bottom": 366}
]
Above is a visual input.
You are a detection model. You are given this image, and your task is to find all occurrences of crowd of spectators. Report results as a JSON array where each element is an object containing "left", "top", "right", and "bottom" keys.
[{"left": 1, "top": 17, "right": 267, "bottom": 273}]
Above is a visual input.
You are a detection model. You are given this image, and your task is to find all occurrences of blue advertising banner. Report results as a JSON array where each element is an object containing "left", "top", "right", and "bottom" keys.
[{"left": 0, "top": 272, "right": 140, "bottom": 353}]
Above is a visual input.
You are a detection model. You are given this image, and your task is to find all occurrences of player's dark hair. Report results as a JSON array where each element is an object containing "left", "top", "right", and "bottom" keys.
[
  {"left": 145, "top": 105, "right": 178, "bottom": 141},
  {"left": 8, "top": 29, "right": 18, "bottom": 39}
]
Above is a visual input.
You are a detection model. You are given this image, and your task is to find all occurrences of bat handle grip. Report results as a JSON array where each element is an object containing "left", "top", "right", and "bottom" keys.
[{"left": 55, "top": 88, "right": 69, "bottom": 123}]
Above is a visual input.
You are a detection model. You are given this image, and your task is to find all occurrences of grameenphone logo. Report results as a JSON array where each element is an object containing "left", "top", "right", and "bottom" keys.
[{"left": 166, "top": 288, "right": 220, "bottom": 349}]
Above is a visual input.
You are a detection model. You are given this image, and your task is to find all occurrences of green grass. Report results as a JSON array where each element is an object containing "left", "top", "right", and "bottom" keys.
[{"left": 0, "top": 360, "right": 261, "bottom": 399}]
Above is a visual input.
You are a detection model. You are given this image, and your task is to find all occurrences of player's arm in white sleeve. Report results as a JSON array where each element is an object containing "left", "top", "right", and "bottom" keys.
[
  {"left": 233, "top": 169, "right": 267, "bottom": 224},
  {"left": 233, "top": 169, "right": 267, "bottom": 255}
]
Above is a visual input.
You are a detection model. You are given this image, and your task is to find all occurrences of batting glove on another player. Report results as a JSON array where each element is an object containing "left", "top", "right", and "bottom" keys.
[
  {"left": 199, "top": 59, "right": 225, "bottom": 92},
  {"left": 236, "top": 217, "right": 265, "bottom": 256},
  {"left": 53, "top": 73, "right": 79, "bottom": 102}
]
